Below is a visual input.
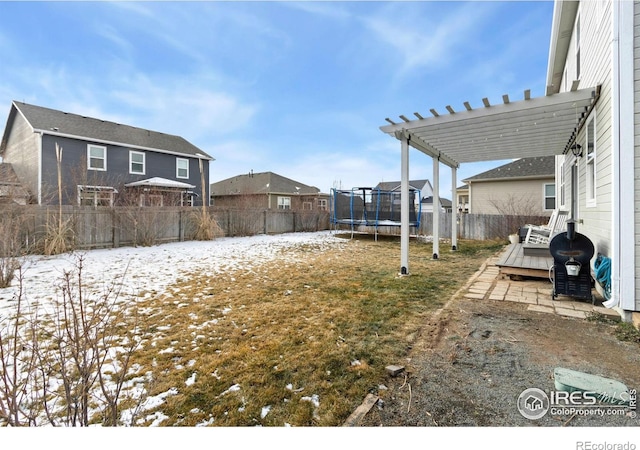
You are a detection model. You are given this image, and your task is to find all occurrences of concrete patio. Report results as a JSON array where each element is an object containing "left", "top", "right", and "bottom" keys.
[{"left": 462, "top": 254, "right": 620, "bottom": 321}]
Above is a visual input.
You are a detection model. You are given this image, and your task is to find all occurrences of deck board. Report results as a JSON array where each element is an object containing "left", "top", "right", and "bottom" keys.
[{"left": 496, "top": 243, "right": 553, "bottom": 278}]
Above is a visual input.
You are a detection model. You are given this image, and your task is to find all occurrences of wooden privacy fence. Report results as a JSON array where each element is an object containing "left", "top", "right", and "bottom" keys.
[
  {"left": 1, "top": 205, "right": 331, "bottom": 253},
  {"left": 333, "top": 212, "right": 550, "bottom": 241},
  {"left": 0, "top": 205, "right": 545, "bottom": 254}
]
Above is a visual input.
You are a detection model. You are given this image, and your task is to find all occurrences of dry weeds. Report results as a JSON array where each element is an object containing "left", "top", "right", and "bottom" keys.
[{"left": 127, "top": 233, "right": 503, "bottom": 426}]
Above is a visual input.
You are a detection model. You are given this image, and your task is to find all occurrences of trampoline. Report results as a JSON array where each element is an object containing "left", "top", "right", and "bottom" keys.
[{"left": 330, "top": 187, "right": 421, "bottom": 239}]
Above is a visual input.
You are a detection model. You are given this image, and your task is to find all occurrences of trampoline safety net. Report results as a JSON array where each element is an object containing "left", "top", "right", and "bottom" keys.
[{"left": 330, "top": 187, "right": 421, "bottom": 228}]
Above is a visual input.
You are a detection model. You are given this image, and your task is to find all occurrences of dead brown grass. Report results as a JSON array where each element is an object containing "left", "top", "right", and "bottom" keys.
[{"left": 127, "top": 233, "right": 503, "bottom": 426}]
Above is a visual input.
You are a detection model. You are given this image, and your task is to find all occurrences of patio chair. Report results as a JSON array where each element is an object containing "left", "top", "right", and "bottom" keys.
[{"left": 524, "top": 210, "right": 569, "bottom": 245}]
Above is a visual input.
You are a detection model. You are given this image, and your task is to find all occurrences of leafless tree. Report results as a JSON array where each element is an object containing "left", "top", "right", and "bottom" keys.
[{"left": 486, "top": 192, "right": 547, "bottom": 238}]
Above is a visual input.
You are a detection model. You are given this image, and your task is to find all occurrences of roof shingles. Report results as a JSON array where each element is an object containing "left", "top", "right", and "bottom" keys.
[
  {"left": 463, "top": 156, "right": 555, "bottom": 182},
  {"left": 12, "top": 101, "right": 212, "bottom": 160}
]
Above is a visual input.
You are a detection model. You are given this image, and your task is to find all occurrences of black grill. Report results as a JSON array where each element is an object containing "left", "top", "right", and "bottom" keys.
[{"left": 549, "top": 220, "right": 595, "bottom": 302}]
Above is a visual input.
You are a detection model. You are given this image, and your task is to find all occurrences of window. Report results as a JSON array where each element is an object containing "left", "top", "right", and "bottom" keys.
[
  {"left": 303, "top": 202, "right": 313, "bottom": 210},
  {"left": 543, "top": 183, "right": 556, "bottom": 211},
  {"left": 559, "top": 161, "right": 566, "bottom": 208},
  {"left": 318, "top": 199, "right": 328, "bottom": 211},
  {"left": 130, "top": 151, "right": 145, "bottom": 175},
  {"left": 176, "top": 158, "right": 189, "bottom": 179},
  {"left": 277, "top": 196, "right": 291, "bottom": 210},
  {"left": 78, "top": 185, "right": 116, "bottom": 207},
  {"left": 88, "top": 145, "right": 106, "bottom": 171},
  {"left": 586, "top": 114, "right": 596, "bottom": 206}
]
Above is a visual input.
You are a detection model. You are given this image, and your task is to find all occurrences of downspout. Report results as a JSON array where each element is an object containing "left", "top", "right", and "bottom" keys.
[{"left": 610, "top": 0, "right": 635, "bottom": 314}]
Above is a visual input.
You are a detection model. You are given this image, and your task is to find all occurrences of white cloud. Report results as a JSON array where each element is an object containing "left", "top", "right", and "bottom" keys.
[{"left": 357, "top": 3, "right": 496, "bottom": 81}]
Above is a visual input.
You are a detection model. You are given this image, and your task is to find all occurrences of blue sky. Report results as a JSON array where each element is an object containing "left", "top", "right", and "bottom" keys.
[{"left": 0, "top": 1, "right": 554, "bottom": 196}]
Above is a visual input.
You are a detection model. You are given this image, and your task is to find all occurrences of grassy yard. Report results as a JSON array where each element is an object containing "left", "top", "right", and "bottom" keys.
[{"left": 126, "top": 234, "right": 504, "bottom": 426}]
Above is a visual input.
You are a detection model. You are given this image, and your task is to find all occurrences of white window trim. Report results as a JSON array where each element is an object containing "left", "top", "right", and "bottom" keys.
[
  {"left": 87, "top": 144, "right": 107, "bottom": 171},
  {"left": 558, "top": 160, "right": 566, "bottom": 209},
  {"left": 543, "top": 183, "right": 556, "bottom": 212},
  {"left": 129, "top": 150, "right": 146, "bottom": 175},
  {"left": 277, "top": 196, "right": 291, "bottom": 210},
  {"left": 586, "top": 113, "right": 597, "bottom": 208},
  {"left": 176, "top": 158, "right": 189, "bottom": 179}
]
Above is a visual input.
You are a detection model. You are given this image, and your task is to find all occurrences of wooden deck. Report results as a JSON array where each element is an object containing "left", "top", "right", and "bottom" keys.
[{"left": 496, "top": 243, "right": 554, "bottom": 279}]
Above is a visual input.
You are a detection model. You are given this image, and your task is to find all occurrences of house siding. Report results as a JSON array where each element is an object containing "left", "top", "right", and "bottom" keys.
[
  {"left": 2, "top": 110, "right": 40, "bottom": 201},
  {"left": 39, "top": 134, "right": 208, "bottom": 205},
  {"left": 559, "top": 1, "right": 614, "bottom": 259},
  {"left": 468, "top": 178, "right": 555, "bottom": 216}
]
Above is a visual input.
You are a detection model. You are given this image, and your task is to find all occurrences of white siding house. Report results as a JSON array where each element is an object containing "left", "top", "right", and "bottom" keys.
[
  {"left": 549, "top": 1, "right": 637, "bottom": 321},
  {"left": 379, "top": 0, "right": 639, "bottom": 323}
]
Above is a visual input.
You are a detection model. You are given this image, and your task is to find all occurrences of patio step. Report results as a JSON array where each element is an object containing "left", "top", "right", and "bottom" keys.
[{"left": 522, "top": 243, "right": 550, "bottom": 257}]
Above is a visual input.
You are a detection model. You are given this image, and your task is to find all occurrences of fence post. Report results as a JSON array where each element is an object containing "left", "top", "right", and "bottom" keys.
[{"left": 112, "top": 209, "right": 120, "bottom": 248}]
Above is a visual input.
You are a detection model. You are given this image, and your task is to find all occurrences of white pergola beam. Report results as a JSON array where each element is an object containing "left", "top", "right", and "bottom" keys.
[{"left": 381, "top": 87, "right": 597, "bottom": 165}]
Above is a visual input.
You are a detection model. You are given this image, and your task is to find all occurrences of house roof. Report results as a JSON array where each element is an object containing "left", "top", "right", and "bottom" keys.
[
  {"left": 422, "top": 196, "right": 452, "bottom": 207},
  {"left": 2, "top": 101, "right": 213, "bottom": 160},
  {"left": 125, "top": 177, "right": 195, "bottom": 189},
  {"left": 374, "top": 179, "right": 433, "bottom": 194},
  {"left": 210, "top": 171, "right": 320, "bottom": 196},
  {"left": 379, "top": 86, "right": 599, "bottom": 167},
  {"left": 463, "top": 156, "right": 556, "bottom": 182}
]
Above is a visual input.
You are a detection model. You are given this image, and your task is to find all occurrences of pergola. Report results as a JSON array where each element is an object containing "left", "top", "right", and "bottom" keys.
[{"left": 379, "top": 85, "right": 599, "bottom": 274}]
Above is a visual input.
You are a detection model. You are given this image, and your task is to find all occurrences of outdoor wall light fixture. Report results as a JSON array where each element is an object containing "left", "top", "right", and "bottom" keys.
[{"left": 570, "top": 143, "right": 583, "bottom": 158}]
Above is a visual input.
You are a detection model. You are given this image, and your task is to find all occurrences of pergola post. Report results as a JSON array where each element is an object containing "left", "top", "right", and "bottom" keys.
[
  {"left": 400, "top": 135, "right": 410, "bottom": 275},
  {"left": 451, "top": 165, "right": 458, "bottom": 251},
  {"left": 432, "top": 157, "right": 440, "bottom": 259}
]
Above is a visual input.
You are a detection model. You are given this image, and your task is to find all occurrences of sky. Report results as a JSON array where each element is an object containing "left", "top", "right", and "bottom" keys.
[{"left": 0, "top": 0, "right": 555, "bottom": 196}]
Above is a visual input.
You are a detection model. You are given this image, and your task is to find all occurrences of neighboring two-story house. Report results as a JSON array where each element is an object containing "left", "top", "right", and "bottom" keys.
[
  {"left": 0, "top": 101, "right": 213, "bottom": 207},
  {"left": 375, "top": 179, "right": 451, "bottom": 214},
  {"left": 210, "top": 171, "right": 329, "bottom": 211},
  {"left": 463, "top": 156, "right": 556, "bottom": 216}
]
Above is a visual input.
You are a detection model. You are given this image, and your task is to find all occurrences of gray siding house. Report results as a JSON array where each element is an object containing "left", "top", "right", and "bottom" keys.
[
  {"left": 0, "top": 101, "right": 213, "bottom": 206},
  {"left": 463, "top": 156, "right": 557, "bottom": 216}
]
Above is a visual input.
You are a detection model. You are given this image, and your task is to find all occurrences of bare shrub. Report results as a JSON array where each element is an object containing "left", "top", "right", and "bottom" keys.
[
  {"left": 0, "top": 268, "right": 40, "bottom": 426},
  {"left": 0, "top": 256, "right": 141, "bottom": 426},
  {"left": 191, "top": 208, "right": 224, "bottom": 241},
  {"left": 298, "top": 210, "right": 326, "bottom": 232},
  {"left": 0, "top": 204, "right": 28, "bottom": 288}
]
